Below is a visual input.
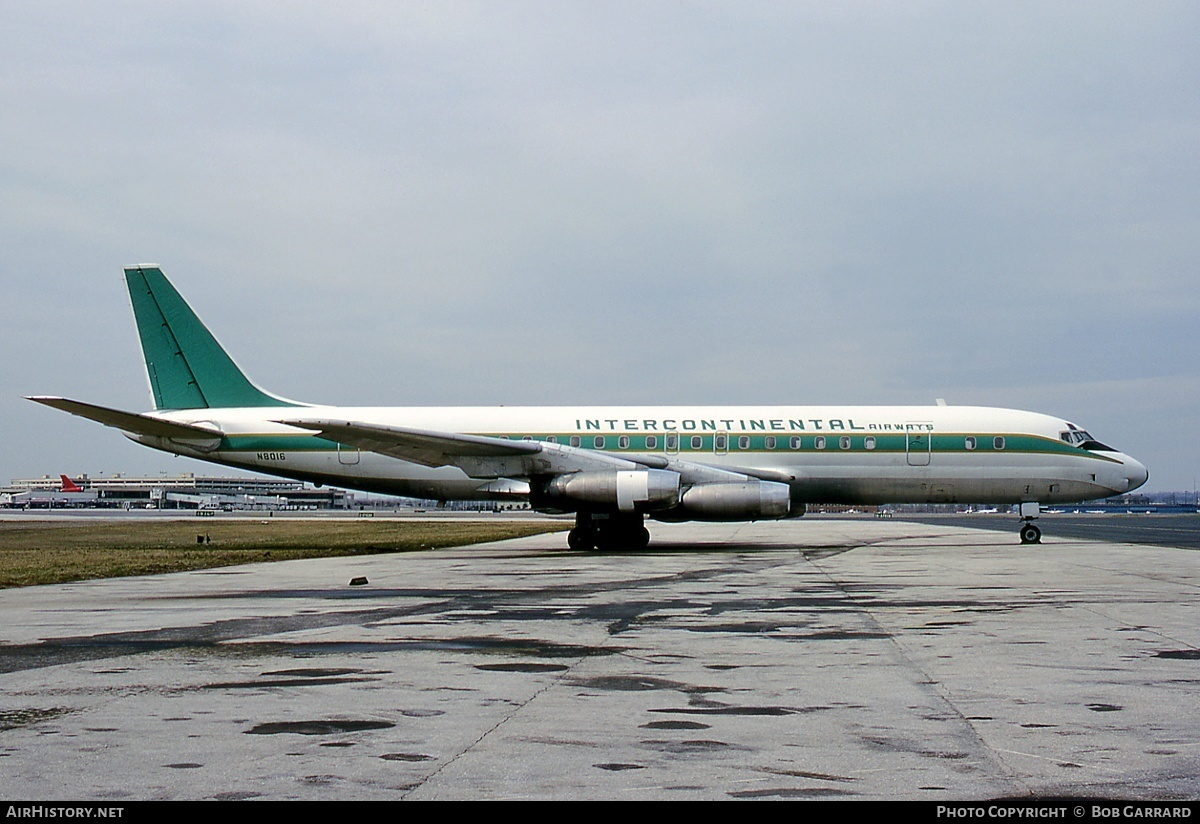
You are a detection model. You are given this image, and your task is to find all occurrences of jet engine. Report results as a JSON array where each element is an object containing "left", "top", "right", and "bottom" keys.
[
  {"left": 540, "top": 469, "right": 681, "bottom": 512},
  {"left": 669, "top": 480, "right": 793, "bottom": 520}
]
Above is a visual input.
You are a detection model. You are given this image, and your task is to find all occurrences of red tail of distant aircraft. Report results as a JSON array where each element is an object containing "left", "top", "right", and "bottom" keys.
[{"left": 59, "top": 475, "right": 83, "bottom": 493}]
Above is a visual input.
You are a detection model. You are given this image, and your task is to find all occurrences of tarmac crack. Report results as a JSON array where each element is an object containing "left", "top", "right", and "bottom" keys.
[
  {"left": 802, "top": 550, "right": 1038, "bottom": 796},
  {"left": 398, "top": 649, "right": 596, "bottom": 799}
]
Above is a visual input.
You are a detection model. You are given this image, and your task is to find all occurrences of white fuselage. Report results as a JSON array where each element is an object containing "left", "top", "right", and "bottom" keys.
[{"left": 134, "top": 403, "right": 1148, "bottom": 508}]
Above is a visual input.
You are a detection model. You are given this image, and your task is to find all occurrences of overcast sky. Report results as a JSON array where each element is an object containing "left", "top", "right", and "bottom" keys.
[{"left": 2, "top": 1, "right": 1197, "bottom": 493}]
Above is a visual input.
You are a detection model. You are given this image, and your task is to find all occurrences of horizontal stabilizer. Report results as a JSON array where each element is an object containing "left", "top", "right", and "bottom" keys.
[{"left": 26, "top": 396, "right": 225, "bottom": 441}]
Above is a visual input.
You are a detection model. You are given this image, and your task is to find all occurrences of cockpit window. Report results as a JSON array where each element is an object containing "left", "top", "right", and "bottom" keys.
[{"left": 1061, "top": 428, "right": 1114, "bottom": 451}]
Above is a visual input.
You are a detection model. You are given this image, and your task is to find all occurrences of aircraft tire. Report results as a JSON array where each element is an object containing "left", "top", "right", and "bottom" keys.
[
  {"left": 594, "top": 528, "right": 622, "bottom": 552},
  {"left": 592, "top": 521, "right": 650, "bottom": 551},
  {"left": 633, "top": 525, "right": 651, "bottom": 549},
  {"left": 1019, "top": 523, "right": 1042, "bottom": 544},
  {"left": 568, "top": 528, "right": 597, "bottom": 551}
]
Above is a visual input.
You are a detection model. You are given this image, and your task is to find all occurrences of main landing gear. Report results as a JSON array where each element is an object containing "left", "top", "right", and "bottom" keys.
[
  {"left": 1018, "top": 502, "right": 1042, "bottom": 544},
  {"left": 567, "top": 512, "right": 651, "bottom": 551}
]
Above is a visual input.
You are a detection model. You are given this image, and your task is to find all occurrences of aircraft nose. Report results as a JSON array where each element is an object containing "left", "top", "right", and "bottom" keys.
[{"left": 1122, "top": 455, "right": 1149, "bottom": 493}]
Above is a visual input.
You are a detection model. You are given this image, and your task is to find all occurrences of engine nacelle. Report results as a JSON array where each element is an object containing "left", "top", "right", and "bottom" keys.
[
  {"left": 542, "top": 469, "right": 681, "bottom": 512},
  {"left": 674, "top": 481, "right": 792, "bottom": 520}
]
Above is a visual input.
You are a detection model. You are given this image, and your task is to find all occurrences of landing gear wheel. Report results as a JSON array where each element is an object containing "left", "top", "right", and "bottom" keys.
[
  {"left": 570, "top": 513, "right": 650, "bottom": 551},
  {"left": 1019, "top": 523, "right": 1042, "bottom": 544},
  {"left": 594, "top": 520, "right": 650, "bottom": 551},
  {"left": 595, "top": 527, "right": 623, "bottom": 552},
  {"left": 567, "top": 527, "right": 597, "bottom": 551}
]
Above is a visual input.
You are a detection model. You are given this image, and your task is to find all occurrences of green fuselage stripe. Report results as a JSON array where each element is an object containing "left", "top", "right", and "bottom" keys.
[{"left": 218, "top": 432, "right": 1117, "bottom": 463}]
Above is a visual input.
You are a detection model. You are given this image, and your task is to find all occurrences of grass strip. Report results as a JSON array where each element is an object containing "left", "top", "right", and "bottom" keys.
[{"left": 0, "top": 518, "right": 566, "bottom": 588}]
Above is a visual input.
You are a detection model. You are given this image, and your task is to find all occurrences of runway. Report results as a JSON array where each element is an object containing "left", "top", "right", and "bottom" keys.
[{"left": 1, "top": 516, "right": 1198, "bottom": 800}]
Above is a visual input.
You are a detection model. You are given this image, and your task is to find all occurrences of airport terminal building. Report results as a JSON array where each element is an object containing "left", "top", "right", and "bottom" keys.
[{"left": 2, "top": 473, "right": 349, "bottom": 510}]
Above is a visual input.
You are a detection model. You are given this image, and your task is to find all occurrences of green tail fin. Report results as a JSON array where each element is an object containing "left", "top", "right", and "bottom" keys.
[{"left": 124, "top": 265, "right": 296, "bottom": 410}]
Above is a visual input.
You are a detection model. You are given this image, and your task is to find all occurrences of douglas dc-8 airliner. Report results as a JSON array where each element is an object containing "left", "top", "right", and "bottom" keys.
[{"left": 30, "top": 266, "right": 1148, "bottom": 549}]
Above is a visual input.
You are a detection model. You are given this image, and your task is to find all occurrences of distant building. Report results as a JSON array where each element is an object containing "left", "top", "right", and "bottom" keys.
[{"left": 3, "top": 473, "right": 349, "bottom": 510}]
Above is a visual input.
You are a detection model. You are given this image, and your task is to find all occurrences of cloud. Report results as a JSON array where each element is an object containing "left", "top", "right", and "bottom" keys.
[{"left": 3, "top": 2, "right": 1197, "bottom": 489}]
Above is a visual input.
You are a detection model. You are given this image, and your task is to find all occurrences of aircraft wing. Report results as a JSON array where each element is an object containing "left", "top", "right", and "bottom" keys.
[
  {"left": 283, "top": 419, "right": 647, "bottom": 479},
  {"left": 620, "top": 453, "right": 784, "bottom": 485},
  {"left": 26, "top": 396, "right": 225, "bottom": 441},
  {"left": 282, "top": 420, "right": 541, "bottom": 465}
]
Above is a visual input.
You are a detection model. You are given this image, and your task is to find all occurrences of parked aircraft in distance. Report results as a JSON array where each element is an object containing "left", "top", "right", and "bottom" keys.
[
  {"left": 30, "top": 266, "right": 1148, "bottom": 548},
  {"left": 8, "top": 474, "right": 98, "bottom": 507}
]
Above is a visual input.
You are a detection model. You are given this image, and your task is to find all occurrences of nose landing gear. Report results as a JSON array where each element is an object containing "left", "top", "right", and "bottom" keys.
[{"left": 1018, "top": 502, "right": 1042, "bottom": 544}]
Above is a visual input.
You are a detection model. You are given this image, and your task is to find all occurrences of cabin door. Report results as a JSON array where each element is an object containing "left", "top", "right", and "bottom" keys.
[{"left": 905, "top": 425, "right": 932, "bottom": 467}]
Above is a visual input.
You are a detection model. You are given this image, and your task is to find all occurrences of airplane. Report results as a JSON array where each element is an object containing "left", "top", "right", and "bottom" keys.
[
  {"left": 29, "top": 265, "right": 1148, "bottom": 549},
  {"left": 9, "top": 474, "right": 97, "bottom": 508}
]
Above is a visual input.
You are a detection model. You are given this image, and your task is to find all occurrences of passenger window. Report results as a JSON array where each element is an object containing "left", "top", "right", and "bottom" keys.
[
  {"left": 840, "top": 436, "right": 851, "bottom": 450},
  {"left": 594, "top": 436, "right": 605, "bottom": 449},
  {"left": 738, "top": 436, "right": 750, "bottom": 450},
  {"left": 618, "top": 435, "right": 630, "bottom": 449},
  {"left": 646, "top": 435, "right": 658, "bottom": 450},
  {"left": 715, "top": 434, "right": 727, "bottom": 451},
  {"left": 569, "top": 435, "right": 581, "bottom": 448},
  {"left": 545, "top": 435, "right": 557, "bottom": 444},
  {"left": 815, "top": 436, "right": 826, "bottom": 450},
  {"left": 993, "top": 436, "right": 1005, "bottom": 450},
  {"left": 864, "top": 436, "right": 876, "bottom": 450},
  {"left": 765, "top": 436, "right": 776, "bottom": 449},
  {"left": 691, "top": 435, "right": 703, "bottom": 450},
  {"left": 665, "top": 434, "right": 678, "bottom": 451},
  {"left": 964, "top": 436, "right": 976, "bottom": 450},
  {"left": 790, "top": 436, "right": 802, "bottom": 449}
]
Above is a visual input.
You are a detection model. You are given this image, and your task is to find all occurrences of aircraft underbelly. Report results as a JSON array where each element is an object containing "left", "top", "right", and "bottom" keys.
[{"left": 789, "top": 457, "right": 1108, "bottom": 504}]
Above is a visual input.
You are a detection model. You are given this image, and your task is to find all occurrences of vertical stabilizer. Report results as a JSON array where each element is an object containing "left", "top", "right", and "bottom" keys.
[{"left": 124, "top": 265, "right": 296, "bottom": 410}]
